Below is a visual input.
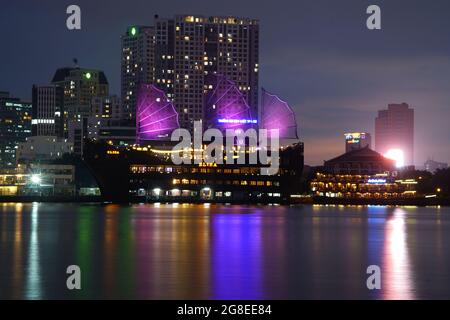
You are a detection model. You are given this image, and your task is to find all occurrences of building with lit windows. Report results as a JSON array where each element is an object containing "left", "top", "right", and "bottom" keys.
[
  {"left": 0, "top": 91, "right": 32, "bottom": 168},
  {"left": 91, "top": 95, "right": 122, "bottom": 120},
  {"left": 312, "top": 146, "right": 421, "bottom": 202},
  {"left": 121, "top": 25, "right": 155, "bottom": 121},
  {"left": 160, "top": 15, "right": 259, "bottom": 132},
  {"left": 0, "top": 164, "right": 75, "bottom": 197},
  {"left": 51, "top": 66, "right": 109, "bottom": 136},
  {"left": 32, "top": 85, "right": 64, "bottom": 137},
  {"left": 121, "top": 15, "right": 259, "bottom": 132},
  {"left": 310, "top": 172, "right": 418, "bottom": 199},
  {"left": 375, "top": 103, "right": 414, "bottom": 167}
]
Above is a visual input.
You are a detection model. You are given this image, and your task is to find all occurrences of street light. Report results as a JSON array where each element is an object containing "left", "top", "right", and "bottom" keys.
[{"left": 30, "top": 174, "right": 41, "bottom": 185}]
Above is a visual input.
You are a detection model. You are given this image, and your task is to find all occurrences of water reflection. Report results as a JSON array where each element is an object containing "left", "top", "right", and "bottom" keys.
[
  {"left": 0, "top": 203, "right": 449, "bottom": 299},
  {"left": 13, "top": 203, "right": 23, "bottom": 299},
  {"left": 382, "top": 208, "right": 415, "bottom": 299},
  {"left": 211, "top": 212, "right": 263, "bottom": 299},
  {"left": 25, "top": 203, "right": 42, "bottom": 299}
]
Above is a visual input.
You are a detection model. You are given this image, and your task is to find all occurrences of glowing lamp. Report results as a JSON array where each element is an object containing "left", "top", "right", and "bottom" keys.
[
  {"left": 30, "top": 174, "right": 41, "bottom": 185},
  {"left": 384, "top": 149, "right": 405, "bottom": 168}
]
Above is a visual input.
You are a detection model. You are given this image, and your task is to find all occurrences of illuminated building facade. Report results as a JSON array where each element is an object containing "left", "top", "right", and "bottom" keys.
[
  {"left": 0, "top": 92, "right": 32, "bottom": 168},
  {"left": 344, "top": 132, "right": 371, "bottom": 153},
  {"left": 0, "top": 164, "right": 75, "bottom": 197},
  {"left": 311, "top": 173, "right": 418, "bottom": 199},
  {"left": 51, "top": 67, "right": 109, "bottom": 136},
  {"left": 375, "top": 103, "right": 414, "bottom": 166},
  {"left": 324, "top": 147, "right": 396, "bottom": 175},
  {"left": 121, "top": 26, "right": 155, "bottom": 122},
  {"left": 32, "top": 85, "right": 64, "bottom": 137}
]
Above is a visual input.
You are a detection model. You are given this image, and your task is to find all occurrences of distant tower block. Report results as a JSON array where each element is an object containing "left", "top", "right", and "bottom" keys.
[{"left": 375, "top": 103, "right": 414, "bottom": 166}]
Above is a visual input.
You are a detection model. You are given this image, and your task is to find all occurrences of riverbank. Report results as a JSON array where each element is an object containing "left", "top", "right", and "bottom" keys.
[
  {"left": 1, "top": 195, "right": 449, "bottom": 206},
  {"left": 0, "top": 195, "right": 103, "bottom": 203}
]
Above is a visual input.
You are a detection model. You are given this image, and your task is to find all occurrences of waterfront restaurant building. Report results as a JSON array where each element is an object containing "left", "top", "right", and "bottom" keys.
[
  {"left": 323, "top": 146, "right": 396, "bottom": 175},
  {"left": 311, "top": 147, "right": 418, "bottom": 199}
]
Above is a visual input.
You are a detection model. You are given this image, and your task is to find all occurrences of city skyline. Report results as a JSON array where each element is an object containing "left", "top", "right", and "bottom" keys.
[
  {"left": 2, "top": 1, "right": 450, "bottom": 304},
  {"left": 1, "top": 0, "right": 450, "bottom": 166}
]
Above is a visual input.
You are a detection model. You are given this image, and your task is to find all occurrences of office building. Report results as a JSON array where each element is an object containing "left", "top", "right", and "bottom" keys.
[
  {"left": 32, "top": 85, "right": 64, "bottom": 137},
  {"left": 51, "top": 67, "right": 109, "bottom": 136},
  {"left": 0, "top": 91, "right": 32, "bottom": 168},
  {"left": 344, "top": 132, "right": 371, "bottom": 152},
  {"left": 375, "top": 103, "right": 414, "bottom": 167}
]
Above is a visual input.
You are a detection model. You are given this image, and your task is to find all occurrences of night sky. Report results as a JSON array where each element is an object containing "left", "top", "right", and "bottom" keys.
[{"left": 1, "top": 0, "right": 449, "bottom": 166}]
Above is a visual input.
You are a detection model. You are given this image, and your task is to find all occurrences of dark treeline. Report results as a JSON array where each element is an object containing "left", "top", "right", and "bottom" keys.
[{"left": 399, "top": 168, "right": 450, "bottom": 197}]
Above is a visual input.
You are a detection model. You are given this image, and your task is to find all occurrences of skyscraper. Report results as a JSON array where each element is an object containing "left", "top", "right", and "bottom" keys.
[
  {"left": 32, "top": 85, "right": 64, "bottom": 137},
  {"left": 375, "top": 103, "right": 414, "bottom": 167},
  {"left": 121, "top": 26, "right": 155, "bottom": 122},
  {"left": 51, "top": 67, "right": 109, "bottom": 136},
  {"left": 122, "top": 15, "right": 259, "bottom": 133},
  {"left": 0, "top": 91, "right": 32, "bottom": 168}
]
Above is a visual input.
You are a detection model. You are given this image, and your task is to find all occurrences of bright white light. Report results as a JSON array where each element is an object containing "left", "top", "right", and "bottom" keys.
[
  {"left": 30, "top": 174, "right": 41, "bottom": 185},
  {"left": 385, "top": 149, "right": 405, "bottom": 168}
]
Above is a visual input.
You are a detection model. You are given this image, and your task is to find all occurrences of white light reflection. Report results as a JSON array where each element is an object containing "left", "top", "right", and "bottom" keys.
[
  {"left": 382, "top": 208, "right": 415, "bottom": 299},
  {"left": 25, "top": 202, "right": 42, "bottom": 299}
]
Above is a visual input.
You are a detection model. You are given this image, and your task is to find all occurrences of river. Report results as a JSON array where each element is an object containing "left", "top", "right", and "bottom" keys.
[{"left": 0, "top": 203, "right": 449, "bottom": 299}]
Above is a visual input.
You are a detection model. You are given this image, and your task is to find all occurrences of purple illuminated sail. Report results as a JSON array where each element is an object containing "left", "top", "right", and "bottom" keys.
[
  {"left": 136, "top": 84, "right": 180, "bottom": 141},
  {"left": 205, "top": 75, "right": 255, "bottom": 130},
  {"left": 261, "top": 88, "right": 298, "bottom": 139}
]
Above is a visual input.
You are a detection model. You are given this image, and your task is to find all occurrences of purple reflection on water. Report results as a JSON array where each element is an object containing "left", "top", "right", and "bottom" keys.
[{"left": 211, "top": 211, "right": 263, "bottom": 299}]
